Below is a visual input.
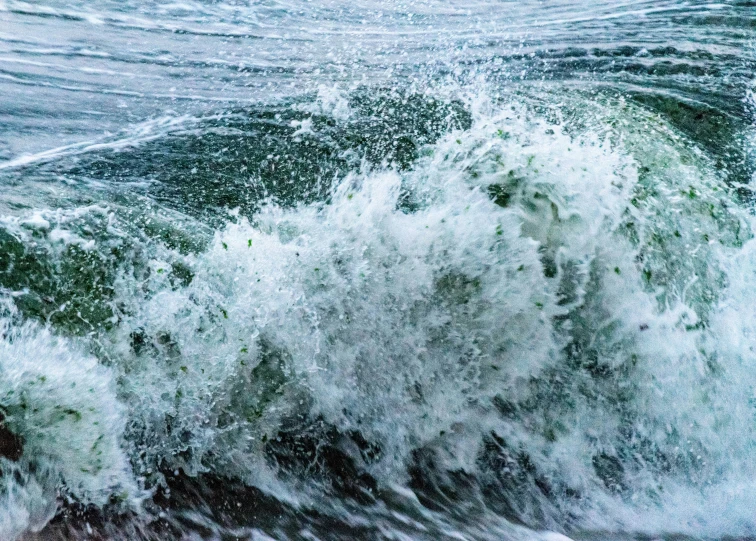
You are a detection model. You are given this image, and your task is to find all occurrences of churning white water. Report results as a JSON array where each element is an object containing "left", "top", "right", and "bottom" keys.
[{"left": 0, "top": 1, "right": 753, "bottom": 540}]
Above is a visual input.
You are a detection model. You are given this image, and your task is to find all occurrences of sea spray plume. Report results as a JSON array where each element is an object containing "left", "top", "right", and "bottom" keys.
[
  {"left": 101, "top": 96, "right": 641, "bottom": 509},
  {"left": 0, "top": 89, "right": 753, "bottom": 538}
]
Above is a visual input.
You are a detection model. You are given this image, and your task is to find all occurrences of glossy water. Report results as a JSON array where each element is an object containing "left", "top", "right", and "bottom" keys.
[{"left": 0, "top": 1, "right": 754, "bottom": 540}]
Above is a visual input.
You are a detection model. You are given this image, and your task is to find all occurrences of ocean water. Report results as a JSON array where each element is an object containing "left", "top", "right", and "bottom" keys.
[{"left": 0, "top": 1, "right": 754, "bottom": 540}]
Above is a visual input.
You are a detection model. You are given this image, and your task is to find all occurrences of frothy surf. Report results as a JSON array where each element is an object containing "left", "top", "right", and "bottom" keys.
[{"left": 0, "top": 80, "right": 753, "bottom": 539}]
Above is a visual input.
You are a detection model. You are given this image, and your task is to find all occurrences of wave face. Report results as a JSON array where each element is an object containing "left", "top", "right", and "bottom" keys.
[{"left": 0, "top": 1, "right": 754, "bottom": 540}]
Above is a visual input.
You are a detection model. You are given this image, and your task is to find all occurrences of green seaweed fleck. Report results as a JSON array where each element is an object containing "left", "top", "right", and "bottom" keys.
[{"left": 64, "top": 409, "right": 82, "bottom": 422}]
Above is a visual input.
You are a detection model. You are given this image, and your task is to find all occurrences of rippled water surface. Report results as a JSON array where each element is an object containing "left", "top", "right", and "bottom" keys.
[{"left": 0, "top": 1, "right": 754, "bottom": 540}]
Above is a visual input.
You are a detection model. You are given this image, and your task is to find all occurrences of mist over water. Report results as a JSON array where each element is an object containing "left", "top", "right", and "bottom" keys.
[{"left": 0, "top": 1, "right": 754, "bottom": 540}]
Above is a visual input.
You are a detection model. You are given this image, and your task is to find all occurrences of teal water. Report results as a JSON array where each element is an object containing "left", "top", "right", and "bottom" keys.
[{"left": 0, "top": 1, "right": 754, "bottom": 540}]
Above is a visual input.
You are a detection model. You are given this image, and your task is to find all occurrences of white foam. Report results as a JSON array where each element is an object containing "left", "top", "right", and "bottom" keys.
[
  {"left": 1, "top": 90, "right": 754, "bottom": 538},
  {"left": 0, "top": 304, "right": 137, "bottom": 539}
]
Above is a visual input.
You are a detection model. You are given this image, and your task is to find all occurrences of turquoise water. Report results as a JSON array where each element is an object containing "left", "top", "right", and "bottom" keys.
[{"left": 0, "top": 1, "right": 754, "bottom": 539}]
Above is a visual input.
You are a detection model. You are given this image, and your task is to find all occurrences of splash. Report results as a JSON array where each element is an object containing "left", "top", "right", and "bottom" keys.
[
  {"left": 0, "top": 87, "right": 755, "bottom": 539},
  {"left": 0, "top": 303, "right": 135, "bottom": 539}
]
